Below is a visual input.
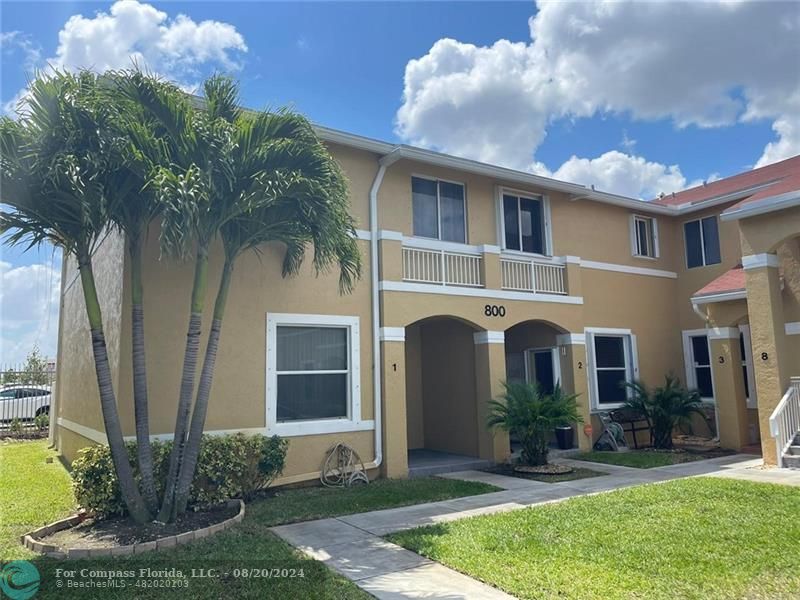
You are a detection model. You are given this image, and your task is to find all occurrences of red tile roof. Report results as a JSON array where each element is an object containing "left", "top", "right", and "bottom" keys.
[
  {"left": 693, "top": 265, "right": 746, "bottom": 298},
  {"left": 653, "top": 154, "right": 800, "bottom": 208}
]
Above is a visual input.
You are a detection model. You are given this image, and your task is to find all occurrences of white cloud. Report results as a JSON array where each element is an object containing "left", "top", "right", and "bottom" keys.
[
  {"left": 396, "top": 0, "right": 800, "bottom": 194},
  {"left": 532, "top": 151, "right": 700, "bottom": 200},
  {"left": 3, "top": 0, "right": 248, "bottom": 115},
  {"left": 1, "top": 31, "right": 42, "bottom": 71},
  {"left": 0, "top": 257, "right": 62, "bottom": 365}
]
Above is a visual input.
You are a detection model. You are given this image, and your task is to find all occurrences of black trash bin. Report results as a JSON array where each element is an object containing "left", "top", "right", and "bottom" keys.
[{"left": 555, "top": 425, "right": 574, "bottom": 450}]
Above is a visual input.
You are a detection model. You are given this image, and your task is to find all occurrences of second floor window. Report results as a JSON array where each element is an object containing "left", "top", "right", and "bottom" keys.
[
  {"left": 503, "top": 193, "right": 546, "bottom": 254},
  {"left": 632, "top": 215, "right": 659, "bottom": 258},
  {"left": 412, "top": 176, "right": 466, "bottom": 243},
  {"left": 684, "top": 216, "right": 721, "bottom": 268}
]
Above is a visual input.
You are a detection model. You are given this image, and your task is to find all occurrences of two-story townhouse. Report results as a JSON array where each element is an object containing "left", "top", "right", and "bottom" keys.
[{"left": 51, "top": 125, "right": 800, "bottom": 482}]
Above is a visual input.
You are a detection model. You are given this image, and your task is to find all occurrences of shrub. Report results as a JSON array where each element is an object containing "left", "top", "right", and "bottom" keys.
[
  {"left": 35, "top": 413, "right": 49, "bottom": 431},
  {"left": 72, "top": 433, "right": 288, "bottom": 518},
  {"left": 623, "top": 375, "right": 704, "bottom": 449},
  {"left": 487, "top": 382, "right": 582, "bottom": 466},
  {"left": 9, "top": 418, "right": 22, "bottom": 434}
]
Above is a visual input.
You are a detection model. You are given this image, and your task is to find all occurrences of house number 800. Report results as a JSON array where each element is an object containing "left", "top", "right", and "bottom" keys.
[{"left": 484, "top": 304, "right": 506, "bottom": 317}]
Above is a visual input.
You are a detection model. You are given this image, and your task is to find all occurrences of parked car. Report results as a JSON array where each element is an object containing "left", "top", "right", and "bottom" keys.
[{"left": 0, "top": 385, "right": 51, "bottom": 422}]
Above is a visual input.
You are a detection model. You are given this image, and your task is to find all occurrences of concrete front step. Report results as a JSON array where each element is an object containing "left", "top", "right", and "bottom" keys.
[
  {"left": 409, "top": 459, "right": 492, "bottom": 478},
  {"left": 783, "top": 454, "right": 800, "bottom": 469}
]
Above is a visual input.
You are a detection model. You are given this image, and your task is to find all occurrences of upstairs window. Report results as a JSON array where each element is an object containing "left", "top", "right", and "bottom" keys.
[
  {"left": 684, "top": 216, "right": 721, "bottom": 268},
  {"left": 632, "top": 215, "right": 659, "bottom": 258},
  {"left": 412, "top": 176, "right": 466, "bottom": 243},
  {"left": 503, "top": 193, "right": 547, "bottom": 255}
]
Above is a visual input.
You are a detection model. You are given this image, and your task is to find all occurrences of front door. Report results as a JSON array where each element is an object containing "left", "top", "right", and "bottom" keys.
[
  {"left": 739, "top": 325, "right": 757, "bottom": 408},
  {"left": 525, "top": 348, "right": 560, "bottom": 394},
  {"left": 683, "top": 333, "right": 714, "bottom": 400}
]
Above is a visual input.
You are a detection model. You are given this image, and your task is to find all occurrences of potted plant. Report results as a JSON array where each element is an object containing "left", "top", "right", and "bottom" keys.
[{"left": 487, "top": 381, "right": 582, "bottom": 467}]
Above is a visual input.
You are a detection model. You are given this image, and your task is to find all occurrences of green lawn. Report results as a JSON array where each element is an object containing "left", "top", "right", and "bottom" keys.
[
  {"left": 388, "top": 477, "right": 800, "bottom": 600},
  {"left": 1, "top": 440, "right": 497, "bottom": 599},
  {"left": 574, "top": 449, "right": 711, "bottom": 468},
  {"left": 0, "top": 440, "right": 76, "bottom": 558},
  {"left": 250, "top": 476, "right": 499, "bottom": 526}
]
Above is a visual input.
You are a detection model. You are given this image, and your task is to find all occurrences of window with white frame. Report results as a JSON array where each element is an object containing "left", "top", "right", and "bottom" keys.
[
  {"left": 684, "top": 216, "right": 721, "bottom": 268},
  {"left": 412, "top": 176, "right": 466, "bottom": 243},
  {"left": 631, "top": 215, "right": 659, "bottom": 258},
  {"left": 502, "top": 192, "right": 548, "bottom": 255},
  {"left": 267, "top": 314, "right": 361, "bottom": 435},
  {"left": 587, "top": 330, "right": 638, "bottom": 409}
]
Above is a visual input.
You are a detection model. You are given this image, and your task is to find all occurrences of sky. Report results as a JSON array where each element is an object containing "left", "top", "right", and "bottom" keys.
[{"left": 0, "top": 0, "right": 798, "bottom": 363}]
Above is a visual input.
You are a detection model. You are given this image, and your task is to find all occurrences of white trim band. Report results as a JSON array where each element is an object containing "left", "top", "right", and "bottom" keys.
[
  {"left": 380, "top": 327, "right": 406, "bottom": 342},
  {"left": 474, "top": 331, "right": 505, "bottom": 345},
  {"left": 556, "top": 333, "right": 586, "bottom": 345},
  {"left": 579, "top": 259, "right": 677, "bottom": 279},
  {"left": 379, "top": 281, "right": 584, "bottom": 304},
  {"left": 57, "top": 418, "right": 270, "bottom": 444},
  {"left": 378, "top": 229, "right": 404, "bottom": 241},
  {"left": 354, "top": 229, "right": 371, "bottom": 241},
  {"left": 708, "top": 327, "right": 740, "bottom": 340},
  {"left": 786, "top": 322, "right": 800, "bottom": 336},
  {"left": 742, "top": 253, "right": 779, "bottom": 270}
]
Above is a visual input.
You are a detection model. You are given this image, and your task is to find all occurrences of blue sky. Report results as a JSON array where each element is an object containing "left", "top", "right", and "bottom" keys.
[{"left": 1, "top": 1, "right": 798, "bottom": 363}]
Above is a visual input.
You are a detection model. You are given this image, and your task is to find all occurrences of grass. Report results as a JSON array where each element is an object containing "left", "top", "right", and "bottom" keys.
[
  {"left": 574, "top": 449, "right": 713, "bottom": 468},
  {"left": 250, "top": 477, "right": 499, "bottom": 526},
  {"left": 388, "top": 477, "right": 800, "bottom": 600},
  {"left": 1, "top": 440, "right": 497, "bottom": 599},
  {"left": 0, "top": 440, "right": 76, "bottom": 558}
]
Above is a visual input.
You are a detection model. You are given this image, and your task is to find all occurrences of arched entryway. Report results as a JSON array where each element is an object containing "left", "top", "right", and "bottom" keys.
[
  {"left": 505, "top": 320, "right": 568, "bottom": 392},
  {"left": 405, "top": 316, "right": 488, "bottom": 474}
]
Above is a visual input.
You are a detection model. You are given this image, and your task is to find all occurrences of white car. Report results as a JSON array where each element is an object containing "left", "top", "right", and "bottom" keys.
[{"left": 0, "top": 385, "right": 51, "bottom": 422}]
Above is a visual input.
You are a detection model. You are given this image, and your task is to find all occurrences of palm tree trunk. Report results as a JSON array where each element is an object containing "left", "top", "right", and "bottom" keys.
[
  {"left": 158, "top": 247, "right": 209, "bottom": 522},
  {"left": 129, "top": 237, "right": 159, "bottom": 513},
  {"left": 174, "top": 258, "right": 233, "bottom": 515},
  {"left": 78, "top": 256, "right": 151, "bottom": 524}
]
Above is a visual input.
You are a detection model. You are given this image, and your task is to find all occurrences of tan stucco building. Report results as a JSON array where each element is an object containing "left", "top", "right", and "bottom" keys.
[{"left": 52, "top": 128, "right": 800, "bottom": 481}]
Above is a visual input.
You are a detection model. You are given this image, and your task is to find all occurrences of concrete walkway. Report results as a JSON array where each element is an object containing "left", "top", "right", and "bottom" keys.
[{"left": 272, "top": 454, "right": 787, "bottom": 599}]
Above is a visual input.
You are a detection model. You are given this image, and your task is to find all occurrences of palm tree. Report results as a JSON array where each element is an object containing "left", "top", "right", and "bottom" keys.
[
  {"left": 95, "top": 70, "right": 183, "bottom": 513},
  {"left": 0, "top": 71, "right": 151, "bottom": 523},
  {"left": 487, "top": 382, "right": 582, "bottom": 466},
  {"left": 124, "top": 75, "right": 360, "bottom": 520},
  {"left": 622, "top": 375, "right": 704, "bottom": 449},
  {"left": 171, "top": 102, "right": 361, "bottom": 515}
]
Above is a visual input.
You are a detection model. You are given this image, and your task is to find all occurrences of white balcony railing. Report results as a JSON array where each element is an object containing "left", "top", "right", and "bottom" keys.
[
  {"left": 770, "top": 377, "right": 800, "bottom": 467},
  {"left": 500, "top": 257, "right": 567, "bottom": 295},
  {"left": 402, "top": 247, "right": 483, "bottom": 287}
]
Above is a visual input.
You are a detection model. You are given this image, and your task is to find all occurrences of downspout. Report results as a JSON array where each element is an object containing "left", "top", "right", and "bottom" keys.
[
  {"left": 692, "top": 302, "right": 710, "bottom": 324},
  {"left": 366, "top": 148, "right": 401, "bottom": 472}
]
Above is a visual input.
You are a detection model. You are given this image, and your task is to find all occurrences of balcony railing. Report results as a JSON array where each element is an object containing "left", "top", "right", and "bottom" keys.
[
  {"left": 500, "top": 257, "right": 567, "bottom": 295},
  {"left": 402, "top": 247, "right": 483, "bottom": 287}
]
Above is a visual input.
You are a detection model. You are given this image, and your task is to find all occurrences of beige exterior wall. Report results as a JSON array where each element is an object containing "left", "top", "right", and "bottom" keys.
[
  {"left": 54, "top": 139, "right": 799, "bottom": 476},
  {"left": 55, "top": 231, "right": 126, "bottom": 451}
]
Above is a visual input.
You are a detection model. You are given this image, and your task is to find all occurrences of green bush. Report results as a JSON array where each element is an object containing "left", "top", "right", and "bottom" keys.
[
  {"left": 34, "top": 413, "right": 49, "bottom": 431},
  {"left": 9, "top": 418, "right": 22, "bottom": 434},
  {"left": 71, "top": 433, "right": 288, "bottom": 518}
]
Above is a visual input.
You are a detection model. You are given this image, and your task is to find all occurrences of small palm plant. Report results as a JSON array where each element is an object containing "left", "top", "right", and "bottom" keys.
[
  {"left": 622, "top": 375, "right": 704, "bottom": 449},
  {"left": 487, "top": 382, "right": 582, "bottom": 466}
]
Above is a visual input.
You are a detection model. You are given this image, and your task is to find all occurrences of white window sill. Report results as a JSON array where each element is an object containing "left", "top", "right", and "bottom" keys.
[
  {"left": 590, "top": 403, "right": 627, "bottom": 413},
  {"left": 268, "top": 419, "right": 375, "bottom": 438},
  {"left": 632, "top": 254, "right": 658, "bottom": 261}
]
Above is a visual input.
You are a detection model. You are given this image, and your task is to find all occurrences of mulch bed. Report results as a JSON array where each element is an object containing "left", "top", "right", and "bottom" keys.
[
  {"left": 486, "top": 463, "right": 607, "bottom": 483},
  {"left": 643, "top": 446, "right": 736, "bottom": 460},
  {"left": 43, "top": 503, "right": 238, "bottom": 549}
]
